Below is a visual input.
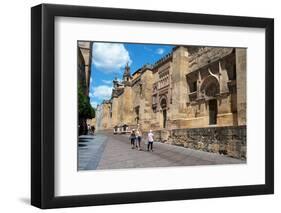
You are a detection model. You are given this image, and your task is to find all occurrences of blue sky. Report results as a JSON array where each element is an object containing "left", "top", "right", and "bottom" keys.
[{"left": 89, "top": 42, "right": 174, "bottom": 108}]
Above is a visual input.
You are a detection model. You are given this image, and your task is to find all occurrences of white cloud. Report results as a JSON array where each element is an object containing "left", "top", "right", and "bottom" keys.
[
  {"left": 90, "top": 100, "right": 98, "bottom": 108},
  {"left": 91, "top": 85, "right": 112, "bottom": 100},
  {"left": 102, "top": 80, "right": 112, "bottom": 85},
  {"left": 156, "top": 48, "right": 165, "bottom": 55},
  {"left": 92, "top": 43, "right": 132, "bottom": 72}
]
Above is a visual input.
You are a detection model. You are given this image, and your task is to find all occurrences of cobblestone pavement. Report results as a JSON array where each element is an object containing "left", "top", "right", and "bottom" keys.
[
  {"left": 78, "top": 134, "right": 107, "bottom": 170},
  {"left": 78, "top": 132, "right": 245, "bottom": 171}
]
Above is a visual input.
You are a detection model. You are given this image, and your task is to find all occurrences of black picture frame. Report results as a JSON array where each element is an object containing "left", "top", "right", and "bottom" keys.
[{"left": 31, "top": 3, "right": 274, "bottom": 209}]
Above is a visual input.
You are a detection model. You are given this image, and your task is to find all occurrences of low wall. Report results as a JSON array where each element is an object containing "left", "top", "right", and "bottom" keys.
[{"left": 144, "top": 126, "right": 246, "bottom": 159}]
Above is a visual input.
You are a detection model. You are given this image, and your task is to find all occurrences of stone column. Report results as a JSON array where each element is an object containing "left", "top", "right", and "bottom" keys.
[
  {"left": 235, "top": 48, "right": 247, "bottom": 125},
  {"left": 140, "top": 69, "right": 154, "bottom": 131},
  {"left": 170, "top": 46, "right": 189, "bottom": 122}
]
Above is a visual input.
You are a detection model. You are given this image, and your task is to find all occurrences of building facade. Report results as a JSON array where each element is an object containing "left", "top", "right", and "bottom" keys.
[
  {"left": 78, "top": 41, "right": 92, "bottom": 96},
  {"left": 95, "top": 46, "right": 246, "bottom": 159},
  {"left": 78, "top": 41, "right": 93, "bottom": 135}
]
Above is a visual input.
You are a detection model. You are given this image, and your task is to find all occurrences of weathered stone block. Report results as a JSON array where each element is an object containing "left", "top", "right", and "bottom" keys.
[{"left": 167, "top": 125, "right": 246, "bottom": 159}]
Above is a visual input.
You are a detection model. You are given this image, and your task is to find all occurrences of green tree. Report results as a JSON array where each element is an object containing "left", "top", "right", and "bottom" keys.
[{"left": 78, "top": 83, "right": 95, "bottom": 119}]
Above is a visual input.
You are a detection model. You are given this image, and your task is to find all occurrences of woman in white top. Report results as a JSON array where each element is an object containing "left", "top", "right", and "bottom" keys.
[{"left": 147, "top": 130, "right": 154, "bottom": 152}]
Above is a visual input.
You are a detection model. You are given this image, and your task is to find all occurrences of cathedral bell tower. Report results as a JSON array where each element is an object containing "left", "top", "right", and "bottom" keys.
[{"left": 123, "top": 62, "right": 131, "bottom": 84}]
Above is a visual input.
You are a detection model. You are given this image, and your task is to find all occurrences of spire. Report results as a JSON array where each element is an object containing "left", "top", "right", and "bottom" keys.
[{"left": 123, "top": 62, "right": 131, "bottom": 82}]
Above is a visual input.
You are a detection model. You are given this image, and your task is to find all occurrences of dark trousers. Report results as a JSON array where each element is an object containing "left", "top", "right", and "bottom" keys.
[
  {"left": 147, "top": 141, "right": 153, "bottom": 150},
  {"left": 131, "top": 138, "right": 135, "bottom": 146}
]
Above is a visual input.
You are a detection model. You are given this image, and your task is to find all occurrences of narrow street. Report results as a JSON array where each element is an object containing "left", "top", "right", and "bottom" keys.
[{"left": 78, "top": 131, "right": 245, "bottom": 171}]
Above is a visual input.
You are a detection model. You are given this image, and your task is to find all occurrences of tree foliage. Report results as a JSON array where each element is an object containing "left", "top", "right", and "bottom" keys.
[{"left": 78, "top": 83, "right": 95, "bottom": 119}]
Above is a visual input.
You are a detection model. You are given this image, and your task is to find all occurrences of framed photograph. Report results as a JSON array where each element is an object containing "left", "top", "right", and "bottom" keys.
[{"left": 31, "top": 4, "right": 274, "bottom": 209}]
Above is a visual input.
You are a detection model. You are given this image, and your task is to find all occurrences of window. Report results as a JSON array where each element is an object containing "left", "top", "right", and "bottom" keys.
[{"left": 190, "top": 81, "right": 197, "bottom": 92}]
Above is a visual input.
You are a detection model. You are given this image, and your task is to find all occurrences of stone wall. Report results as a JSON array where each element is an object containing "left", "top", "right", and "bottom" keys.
[{"left": 145, "top": 126, "right": 246, "bottom": 159}]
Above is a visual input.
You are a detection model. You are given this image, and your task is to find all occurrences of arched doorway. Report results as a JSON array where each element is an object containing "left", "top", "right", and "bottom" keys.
[
  {"left": 209, "top": 99, "right": 217, "bottom": 125},
  {"left": 123, "top": 124, "right": 128, "bottom": 132},
  {"left": 160, "top": 97, "right": 167, "bottom": 128},
  {"left": 163, "top": 109, "right": 167, "bottom": 128},
  {"left": 200, "top": 75, "right": 220, "bottom": 125}
]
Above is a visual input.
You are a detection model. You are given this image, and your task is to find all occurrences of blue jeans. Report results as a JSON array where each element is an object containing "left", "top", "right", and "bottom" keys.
[{"left": 136, "top": 136, "right": 141, "bottom": 147}]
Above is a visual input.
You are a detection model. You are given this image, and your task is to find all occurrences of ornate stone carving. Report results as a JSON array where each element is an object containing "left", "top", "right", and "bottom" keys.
[{"left": 189, "top": 47, "right": 233, "bottom": 72}]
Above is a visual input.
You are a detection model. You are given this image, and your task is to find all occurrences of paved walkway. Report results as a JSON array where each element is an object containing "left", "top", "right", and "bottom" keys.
[
  {"left": 78, "top": 134, "right": 107, "bottom": 170},
  {"left": 78, "top": 132, "right": 245, "bottom": 171}
]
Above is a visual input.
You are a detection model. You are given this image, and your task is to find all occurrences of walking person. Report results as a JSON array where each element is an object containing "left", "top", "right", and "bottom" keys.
[
  {"left": 87, "top": 123, "right": 91, "bottom": 135},
  {"left": 135, "top": 127, "right": 142, "bottom": 151},
  {"left": 147, "top": 130, "right": 154, "bottom": 152},
  {"left": 130, "top": 129, "right": 136, "bottom": 149},
  {"left": 91, "top": 125, "right": 95, "bottom": 136}
]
